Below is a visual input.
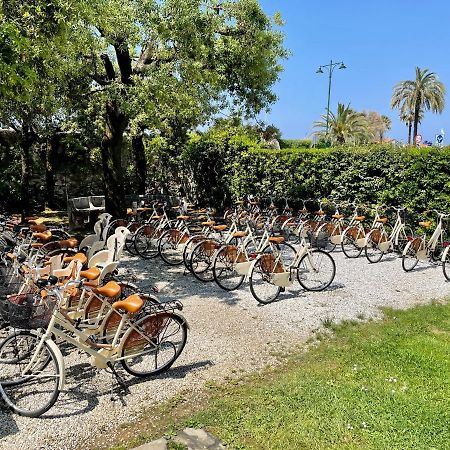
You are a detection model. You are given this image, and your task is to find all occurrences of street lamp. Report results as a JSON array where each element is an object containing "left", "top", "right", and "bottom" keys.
[{"left": 316, "top": 60, "right": 347, "bottom": 136}]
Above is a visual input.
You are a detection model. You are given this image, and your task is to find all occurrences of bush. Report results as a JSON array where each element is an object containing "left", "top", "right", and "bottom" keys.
[
  {"left": 180, "top": 136, "right": 450, "bottom": 216},
  {"left": 279, "top": 138, "right": 312, "bottom": 149}
]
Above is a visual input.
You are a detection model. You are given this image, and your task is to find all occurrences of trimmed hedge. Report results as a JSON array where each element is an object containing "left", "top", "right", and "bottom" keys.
[
  {"left": 279, "top": 138, "right": 312, "bottom": 149},
  {"left": 181, "top": 133, "right": 450, "bottom": 215}
]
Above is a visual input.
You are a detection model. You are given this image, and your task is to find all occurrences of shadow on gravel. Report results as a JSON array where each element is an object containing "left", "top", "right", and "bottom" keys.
[
  {"left": 43, "top": 383, "right": 100, "bottom": 419},
  {"left": 44, "top": 359, "right": 215, "bottom": 418},
  {"left": 0, "top": 407, "right": 19, "bottom": 439}
]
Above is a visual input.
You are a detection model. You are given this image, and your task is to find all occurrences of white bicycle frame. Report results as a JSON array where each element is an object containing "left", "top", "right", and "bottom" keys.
[{"left": 403, "top": 211, "right": 448, "bottom": 261}]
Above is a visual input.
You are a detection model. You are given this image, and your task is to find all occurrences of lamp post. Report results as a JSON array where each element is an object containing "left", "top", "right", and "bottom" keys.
[{"left": 316, "top": 60, "right": 347, "bottom": 136}]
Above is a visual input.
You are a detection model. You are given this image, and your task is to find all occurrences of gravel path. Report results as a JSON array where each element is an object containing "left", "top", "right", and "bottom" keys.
[{"left": 1, "top": 249, "right": 448, "bottom": 450}]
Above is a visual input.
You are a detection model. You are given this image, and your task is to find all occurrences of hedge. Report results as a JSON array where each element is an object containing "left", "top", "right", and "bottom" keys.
[{"left": 180, "top": 133, "right": 450, "bottom": 216}]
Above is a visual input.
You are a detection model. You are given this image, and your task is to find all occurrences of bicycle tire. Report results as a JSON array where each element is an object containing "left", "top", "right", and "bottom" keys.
[
  {"left": 297, "top": 249, "right": 336, "bottom": 291},
  {"left": 249, "top": 256, "right": 282, "bottom": 304},
  {"left": 0, "top": 335, "right": 61, "bottom": 417},
  {"left": 190, "top": 239, "right": 218, "bottom": 282},
  {"left": 121, "top": 312, "right": 188, "bottom": 377},
  {"left": 341, "top": 228, "right": 364, "bottom": 258},
  {"left": 443, "top": 251, "right": 450, "bottom": 281},
  {"left": 159, "top": 230, "right": 185, "bottom": 266},
  {"left": 134, "top": 225, "right": 160, "bottom": 259},
  {"left": 402, "top": 242, "right": 420, "bottom": 272},
  {"left": 365, "top": 230, "right": 386, "bottom": 264},
  {"left": 212, "top": 245, "right": 245, "bottom": 291}
]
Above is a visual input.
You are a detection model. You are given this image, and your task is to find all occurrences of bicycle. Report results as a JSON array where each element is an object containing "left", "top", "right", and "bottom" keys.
[
  {"left": 0, "top": 277, "right": 188, "bottom": 417},
  {"left": 402, "top": 210, "right": 450, "bottom": 272},
  {"left": 249, "top": 234, "right": 336, "bottom": 304},
  {"left": 364, "top": 206, "right": 413, "bottom": 263}
]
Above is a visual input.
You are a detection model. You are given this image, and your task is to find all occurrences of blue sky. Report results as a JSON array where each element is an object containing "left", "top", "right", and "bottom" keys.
[{"left": 258, "top": 0, "right": 450, "bottom": 143}]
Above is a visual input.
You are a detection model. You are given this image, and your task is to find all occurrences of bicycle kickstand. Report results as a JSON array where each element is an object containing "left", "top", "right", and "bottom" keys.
[{"left": 107, "top": 362, "right": 130, "bottom": 401}]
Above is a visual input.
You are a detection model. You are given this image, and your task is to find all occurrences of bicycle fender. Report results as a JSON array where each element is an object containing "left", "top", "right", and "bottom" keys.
[
  {"left": 248, "top": 254, "right": 262, "bottom": 278},
  {"left": 402, "top": 240, "right": 412, "bottom": 256},
  {"left": 46, "top": 338, "right": 65, "bottom": 390}
]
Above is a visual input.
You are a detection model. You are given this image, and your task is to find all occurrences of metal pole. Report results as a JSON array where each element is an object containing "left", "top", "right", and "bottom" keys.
[{"left": 326, "top": 59, "right": 333, "bottom": 135}]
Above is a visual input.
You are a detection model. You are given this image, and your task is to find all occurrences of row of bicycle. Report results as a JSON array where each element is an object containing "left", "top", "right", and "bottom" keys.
[
  {"left": 107, "top": 200, "right": 450, "bottom": 294},
  {"left": 0, "top": 215, "right": 188, "bottom": 418}
]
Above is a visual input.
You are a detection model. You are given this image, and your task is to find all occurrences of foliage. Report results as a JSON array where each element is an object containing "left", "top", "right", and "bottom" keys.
[
  {"left": 279, "top": 139, "right": 312, "bottom": 149},
  {"left": 189, "top": 301, "right": 450, "bottom": 450},
  {"left": 314, "top": 103, "right": 369, "bottom": 145},
  {"left": 391, "top": 67, "right": 446, "bottom": 142},
  {"left": 179, "top": 133, "right": 450, "bottom": 216},
  {"left": 362, "top": 111, "right": 392, "bottom": 143}
]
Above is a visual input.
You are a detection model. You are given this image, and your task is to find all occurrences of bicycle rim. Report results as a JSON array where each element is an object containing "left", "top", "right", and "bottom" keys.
[
  {"left": 0, "top": 335, "right": 61, "bottom": 417},
  {"left": 213, "top": 247, "right": 245, "bottom": 291},
  {"left": 121, "top": 313, "right": 187, "bottom": 377},
  {"left": 297, "top": 250, "right": 336, "bottom": 291},
  {"left": 249, "top": 258, "right": 281, "bottom": 304}
]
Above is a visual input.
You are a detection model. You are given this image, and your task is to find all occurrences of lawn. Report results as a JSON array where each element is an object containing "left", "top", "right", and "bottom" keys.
[
  {"left": 188, "top": 302, "right": 450, "bottom": 450},
  {"left": 110, "top": 301, "right": 449, "bottom": 450}
]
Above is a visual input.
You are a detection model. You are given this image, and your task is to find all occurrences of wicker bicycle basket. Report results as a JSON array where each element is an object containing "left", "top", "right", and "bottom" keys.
[
  {"left": 201, "top": 240, "right": 218, "bottom": 257},
  {"left": 370, "top": 229, "right": 385, "bottom": 245},
  {"left": 223, "top": 245, "right": 246, "bottom": 263},
  {"left": 5, "top": 294, "right": 56, "bottom": 329},
  {"left": 411, "top": 237, "right": 424, "bottom": 251},
  {"left": 260, "top": 254, "right": 284, "bottom": 273}
]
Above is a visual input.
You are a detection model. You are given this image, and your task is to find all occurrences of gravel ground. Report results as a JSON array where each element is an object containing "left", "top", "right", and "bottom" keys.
[{"left": 0, "top": 248, "right": 449, "bottom": 450}]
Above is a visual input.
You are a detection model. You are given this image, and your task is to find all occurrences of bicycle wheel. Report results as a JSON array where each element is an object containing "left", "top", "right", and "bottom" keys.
[
  {"left": 159, "top": 230, "right": 186, "bottom": 266},
  {"left": 125, "top": 222, "right": 141, "bottom": 255},
  {"left": 213, "top": 245, "right": 246, "bottom": 291},
  {"left": 183, "top": 234, "right": 206, "bottom": 272},
  {"left": 297, "top": 249, "right": 336, "bottom": 291},
  {"left": 443, "top": 251, "right": 450, "bottom": 281},
  {"left": 0, "top": 330, "right": 50, "bottom": 365},
  {"left": 402, "top": 241, "right": 420, "bottom": 272},
  {"left": 365, "top": 229, "right": 386, "bottom": 264},
  {"left": 190, "top": 239, "right": 218, "bottom": 282},
  {"left": 249, "top": 256, "right": 282, "bottom": 304},
  {"left": 396, "top": 226, "right": 413, "bottom": 254},
  {"left": 341, "top": 227, "right": 364, "bottom": 258},
  {"left": 0, "top": 334, "right": 61, "bottom": 417},
  {"left": 121, "top": 312, "right": 188, "bottom": 377},
  {"left": 134, "top": 225, "right": 160, "bottom": 259}
]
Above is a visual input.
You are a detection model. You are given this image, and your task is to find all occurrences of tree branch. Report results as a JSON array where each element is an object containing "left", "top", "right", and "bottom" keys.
[
  {"left": 113, "top": 38, "right": 133, "bottom": 85},
  {"left": 100, "top": 54, "right": 116, "bottom": 81}
]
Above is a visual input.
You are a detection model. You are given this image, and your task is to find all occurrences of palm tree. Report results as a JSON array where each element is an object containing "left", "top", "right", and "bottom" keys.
[
  {"left": 399, "top": 105, "right": 423, "bottom": 145},
  {"left": 314, "top": 103, "right": 368, "bottom": 145},
  {"left": 391, "top": 67, "right": 446, "bottom": 143}
]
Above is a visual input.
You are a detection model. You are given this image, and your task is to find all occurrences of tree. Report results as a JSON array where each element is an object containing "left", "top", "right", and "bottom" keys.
[
  {"left": 0, "top": 2, "right": 90, "bottom": 215},
  {"left": 391, "top": 67, "right": 446, "bottom": 143},
  {"left": 314, "top": 103, "right": 368, "bottom": 145},
  {"left": 362, "top": 111, "right": 391, "bottom": 143},
  {"left": 74, "top": 0, "right": 288, "bottom": 216}
]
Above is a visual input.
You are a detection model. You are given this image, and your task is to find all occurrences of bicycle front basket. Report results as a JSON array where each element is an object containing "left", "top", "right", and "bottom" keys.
[
  {"left": 6, "top": 294, "right": 56, "bottom": 330},
  {"left": 202, "top": 240, "right": 218, "bottom": 257},
  {"left": 224, "top": 245, "right": 246, "bottom": 263},
  {"left": 260, "top": 254, "right": 284, "bottom": 273}
]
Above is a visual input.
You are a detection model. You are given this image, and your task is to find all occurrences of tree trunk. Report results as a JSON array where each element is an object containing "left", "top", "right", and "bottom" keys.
[
  {"left": 43, "top": 135, "right": 59, "bottom": 209},
  {"left": 407, "top": 122, "right": 412, "bottom": 145},
  {"left": 19, "top": 125, "right": 36, "bottom": 219},
  {"left": 132, "top": 133, "right": 147, "bottom": 195},
  {"left": 413, "top": 100, "right": 421, "bottom": 144},
  {"left": 101, "top": 102, "right": 128, "bottom": 217}
]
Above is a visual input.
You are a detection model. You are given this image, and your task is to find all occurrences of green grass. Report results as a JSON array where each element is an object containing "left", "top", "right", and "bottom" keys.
[{"left": 188, "top": 302, "right": 450, "bottom": 450}]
